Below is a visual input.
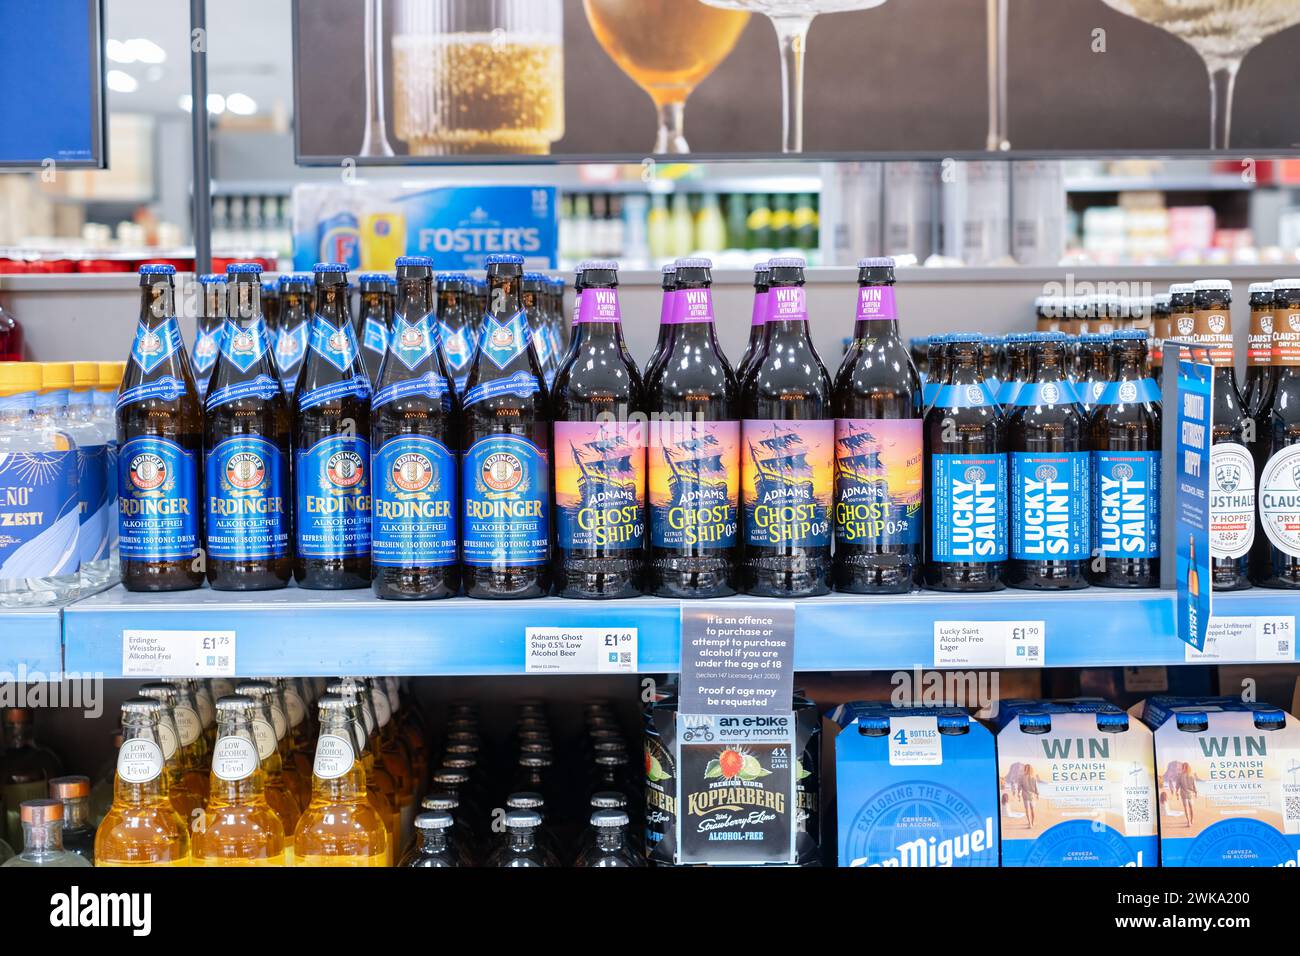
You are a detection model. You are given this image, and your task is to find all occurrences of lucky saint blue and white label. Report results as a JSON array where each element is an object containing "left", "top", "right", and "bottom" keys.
[
  {"left": 76, "top": 444, "right": 111, "bottom": 565},
  {"left": 1095, "top": 378, "right": 1161, "bottom": 406},
  {"left": 205, "top": 435, "right": 289, "bottom": 560},
  {"left": 191, "top": 326, "right": 221, "bottom": 375},
  {"left": 1010, "top": 451, "right": 1090, "bottom": 560},
  {"left": 931, "top": 382, "right": 998, "bottom": 409},
  {"left": 217, "top": 317, "right": 272, "bottom": 374},
  {"left": 0, "top": 449, "right": 79, "bottom": 581},
  {"left": 461, "top": 433, "right": 549, "bottom": 567},
  {"left": 388, "top": 314, "right": 440, "bottom": 372},
  {"left": 1093, "top": 451, "right": 1160, "bottom": 558},
  {"left": 276, "top": 321, "right": 308, "bottom": 386},
  {"left": 118, "top": 436, "right": 200, "bottom": 561},
  {"left": 1011, "top": 381, "right": 1081, "bottom": 407},
  {"left": 477, "top": 311, "right": 532, "bottom": 371},
  {"left": 307, "top": 316, "right": 360, "bottom": 374},
  {"left": 371, "top": 435, "right": 457, "bottom": 568},
  {"left": 930, "top": 453, "right": 1008, "bottom": 562},
  {"left": 295, "top": 435, "right": 371, "bottom": 558},
  {"left": 129, "top": 317, "right": 186, "bottom": 375}
]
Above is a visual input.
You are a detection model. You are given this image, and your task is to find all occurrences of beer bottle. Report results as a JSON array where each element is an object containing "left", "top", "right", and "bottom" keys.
[
  {"left": 643, "top": 264, "right": 673, "bottom": 386},
  {"left": 736, "top": 264, "right": 771, "bottom": 387},
  {"left": 274, "top": 273, "right": 312, "bottom": 396},
  {"left": 922, "top": 334, "right": 949, "bottom": 407},
  {"left": 741, "top": 257, "right": 832, "bottom": 597},
  {"left": 261, "top": 279, "right": 281, "bottom": 335},
  {"left": 551, "top": 260, "right": 646, "bottom": 599},
  {"left": 1150, "top": 291, "right": 1170, "bottom": 387},
  {"left": 203, "top": 263, "right": 291, "bottom": 591},
  {"left": 831, "top": 256, "right": 922, "bottom": 594},
  {"left": 370, "top": 256, "right": 459, "bottom": 600},
  {"left": 523, "top": 272, "right": 554, "bottom": 387},
  {"left": 910, "top": 337, "right": 929, "bottom": 378},
  {"left": 1196, "top": 280, "right": 1254, "bottom": 590},
  {"left": 998, "top": 332, "right": 1034, "bottom": 406},
  {"left": 1077, "top": 332, "right": 1112, "bottom": 413},
  {"left": 191, "top": 274, "right": 226, "bottom": 399},
  {"left": 645, "top": 257, "right": 739, "bottom": 598},
  {"left": 1243, "top": 281, "right": 1276, "bottom": 417},
  {"left": 980, "top": 336, "right": 1002, "bottom": 394},
  {"left": 460, "top": 253, "right": 551, "bottom": 599},
  {"left": 1089, "top": 330, "right": 1162, "bottom": 588},
  {"left": 436, "top": 272, "right": 475, "bottom": 395},
  {"left": 1167, "top": 282, "right": 1195, "bottom": 345},
  {"left": 292, "top": 263, "right": 372, "bottom": 590},
  {"left": 356, "top": 273, "right": 393, "bottom": 391},
  {"left": 921, "top": 332, "right": 1007, "bottom": 591},
  {"left": 1007, "top": 332, "right": 1089, "bottom": 590},
  {"left": 117, "top": 264, "right": 204, "bottom": 592},
  {"left": 1252, "top": 277, "right": 1300, "bottom": 588}
]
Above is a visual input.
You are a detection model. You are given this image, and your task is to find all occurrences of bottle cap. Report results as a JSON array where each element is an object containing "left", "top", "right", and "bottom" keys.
[
  {"left": 1174, "top": 711, "right": 1208, "bottom": 729},
  {"left": 1035, "top": 331, "right": 1068, "bottom": 343},
  {"left": 1096, "top": 711, "right": 1129, "bottom": 730},
  {"left": 1272, "top": 278, "right": 1300, "bottom": 293},
  {"left": 421, "top": 794, "right": 459, "bottom": 811},
  {"left": 673, "top": 256, "right": 712, "bottom": 269},
  {"left": 1112, "top": 329, "right": 1148, "bottom": 341},
  {"left": 518, "top": 754, "right": 551, "bottom": 768},
  {"left": 1248, "top": 282, "right": 1274, "bottom": 295},
  {"left": 39, "top": 362, "right": 74, "bottom": 390},
  {"left": 358, "top": 272, "right": 389, "bottom": 285},
  {"left": 484, "top": 253, "right": 525, "bottom": 265},
  {"left": 1168, "top": 283, "right": 1194, "bottom": 295},
  {"left": 198, "top": 272, "right": 226, "bottom": 285},
  {"left": 120, "top": 697, "right": 162, "bottom": 719},
  {"left": 506, "top": 792, "right": 545, "bottom": 810},
  {"left": 414, "top": 811, "right": 455, "bottom": 831},
  {"left": 1193, "top": 279, "right": 1232, "bottom": 292},
  {"left": 262, "top": 280, "right": 278, "bottom": 294},
  {"left": 936, "top": 713, "right": 969, "bottom": 731},
  {"left": 432, "top": 770, "right": 469, "bottom": 786},
  {"left": 947, "top": 332, "right": 981, "bottom": 344},
  {"left": 1080, "top": 332, "right": 1109, "bottom": 344},
  {"left": 504, "top": 809, "right": 541, "bottom": 830},
  {"left": 1018, "top": 711, "right": 1052, "bottom": 730},
  {"left": 859, "top": 714, "right": 891, "bottom": 733},
  {"left": 279, "top": 273, "right": 313, "bottom": 289},
  {"left": 215, "top": 694, "right": 256, "bottom": 716},
  {"left": 1250, "top": 705, "right": 1286, "bottom": 726},
  {"left": 1153, "top": 292, "right": 1171, "bottom": 307},
  {"left": 226, "top": 262, "right": 263, "bottom": 275},
  {"left": 20, "top": 799, "right": 62, "bottom": 825},
  {"left": 396, "top": 256, "right": 435, "bottom": 268},
  {"left": 591, "top": 791, "right": 627, "bottom": 809},
  {"left": 139, "top": 263, "right": 176, "bottom": 275},
  {"left": 48, "top": 775, "right": 91, "bottom": 799},
  {"left": 591, "top": 809, "right": 629, "bottom": 828},
  {"left": 928, "top": 333, "right": 950, "bottom": 344},
  {"left": 0, "top": 362, "right": 41, "bottom": 394},
  {"left": 595, "top": 753, "right": 627, "bottom": 766},
  {"left": 1006, "top": 332, "right": 1033, "bottom": 342},
  {"left": 857, "top": 256, "right": 896, "bottom": 269},
  {"left": 137, "top": 681, "right": 179, "bottom": 705},
  {"left": 768, "top": 255, "right": 806, "bottom": 269}
]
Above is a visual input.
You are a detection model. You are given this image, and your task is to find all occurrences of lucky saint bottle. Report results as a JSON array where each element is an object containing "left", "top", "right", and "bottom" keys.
[
  {"left": 921, "top": 333, "right": 1007, "bottom": 591},
  {"left": 551, "top": 260, "right": 646, "bottom": 599},
  {"left": 204, "top": 263, "right": 291, "bottom": 591},
  {"left": 274, "top": 274, "right": 312, "bottom": 396},
  {"left": 460, "top": 253, "right": 551, "bottom": 599},
  {"left": 1089, "top": 330, "right": 1162, "bottom": 588},
  {"left": 1007, "top": 332, "right": 1089, "bottom": 590},
  {"left": 922, "top": 334, "right": 949, "bottom": 407},
  {"left": 191, "top": 273, "right": 226, "bottom": 399},
  {"left": 1253, "top": 277, "right": 1300, "bottom": 588},
  {"left": 735, "top": 264, "right": 770, "bottom": 387},
  {"left": 831, "top": 257, "right": 923, "bottom": 594},
  {"left": 1150, "top": 292, "right": 1170, "bottom": 387},
  {"left": 1077, "top": 333, "right": 1113, "bottom": 414},
  {"left": 1243, "top": 281, "right": 1277, "bottom": 417},
  {"left": 371, "top": 256, "right": 459, "bottom": 600},
  {"left": 740, "top": 257, "right": 832, "bottom": 597},
  {"left": 117, "top": 263, "right": 204, "bottom": 592},
  {"left": 645, "top": 258, "right": 739, "bottom": 598},
  {"left": 293, "top": 263, "right": 372, "bottom": 589},
  {"left": 998, "top": 333, "right": 1033, "bottom": 406},
  {"left": 1196, "top": 280, "right": 1254, "bottom": 590},
  {"left": 357, "top": 272, "right": 393, "bottom": 390}
]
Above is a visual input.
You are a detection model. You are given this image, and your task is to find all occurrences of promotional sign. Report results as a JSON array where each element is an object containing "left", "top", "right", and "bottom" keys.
[
  {"left": 1175, "top": 353, "right": 1213, "bottom": 652},
  {"left": 292, "top": 184, "right": 558, "bottom": 272}
]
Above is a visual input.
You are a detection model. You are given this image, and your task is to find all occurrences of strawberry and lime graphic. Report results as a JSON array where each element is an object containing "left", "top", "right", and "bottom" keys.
[
  {"left": 645, "top": 749, "right": 673, "bottom": 783},
  {"left": 704, "top": 747, "right": 770, "bottom": 782}
]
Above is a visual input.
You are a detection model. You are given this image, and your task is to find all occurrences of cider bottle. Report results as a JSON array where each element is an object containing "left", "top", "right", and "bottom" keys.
[
  {"left": 192, "top": 696, "right": 286, "bottom": 866},
  {"left": 293, "top": 695, "right": 388, "bottom": 867},
  {"left": 233, "top": 681, "right": 302, "bottom": 863},
  {"left": 94, "top": 699, "right": 190, "bottom": 866},
  {"left": 135, "top": 683, "right": 206, "bottom": 822}
]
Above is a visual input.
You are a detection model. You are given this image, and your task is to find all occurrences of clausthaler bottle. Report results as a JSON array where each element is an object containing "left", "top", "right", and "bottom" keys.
[
  {"left": 831, "top": 257, "right": 923, "bottom": 594},
  {"left": 1007, "top": 332, "right": 1089, "bottom": 590},
  {"left": 371, "top": 256, "right": 459, "bottom": 600},
  {"left": 274, "top": 273, "right": 312, "bottom": 395},
  {"left": 921, "top": 333, "right": 1007, "bottom": 591},
  {"left": 204, "top": 263, "right": 292, "bottom": 590},
  {"left": 460, "top": 253, "right": 551, "bottom": 598},
  {"left": 117, "top": 263, "right": 203, "bottom": 591},
  {"left": 1195, "top": 280, "right": 1254, "bottom": 590},
  {"left": 1150, "top": 292, "right": 1170, "bottom": 387},
  {"left": 1252, "top": 277, "right": 1300, "bottom": 587},
  {"left": 645, "top": 257, "right": 739, "bottom": 598},
  {"left": 1243, "top": 281, "right": 1276, "bottom": 418},
  {"left": 293, "top": 263, "right": 372, "bottom": 589},
  {"left": 552, "top": 260, "right": 645, "bottom": 598}
]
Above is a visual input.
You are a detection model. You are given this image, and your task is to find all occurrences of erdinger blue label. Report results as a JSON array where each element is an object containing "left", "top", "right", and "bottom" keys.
[
  {"left": 205, "top": 435, "right": 289, "bottom": 560},
  {"left": 439, "top": 323, "right": 474, "bottom": 391},
  {"left": 191, "top": 326, "right": 221, "bottom": 376},
  {"left": 129, "top": 317, "right": 186, "bottom": 375},
  {"left": 930, "top": 454, "right": 1008, "bottom": 562},
  {"left": 118, "top": 436, "right": 199, "bottom": 560},
  {"left": 1094, "top": 451, "right": 1160, "bottom": 558},
  {"left": 362, "top": 316, "right": 389, "bottom": 363},
  {"left": 217, "top": 318, "right": 272, "bottom": 374},
  {"left": 77, "top": 444, "right": 111, "bottom": 564},
  {"left": 388, "top": 314, "right": 440, "bottom": 372},
  {"left": 461, "top": 434, "right": 549, "bottom": 567},
  {"left": 478, "top": 311, "right": 532, "bottom": 370},
  {"left": 307, "top": 316, "right": 359, "bottom": 373},
  {"left": 372, "top": 436, "right": 457, "bottom": 568},
  {"left": 295, "top": 435, "right": 371, "bottom": 558},
  {"left": 276, "top": 321, "right": 308, "bottom": 386},
  {"left": 1010, "top": 451, "right": 1090, "bottom": 560}
]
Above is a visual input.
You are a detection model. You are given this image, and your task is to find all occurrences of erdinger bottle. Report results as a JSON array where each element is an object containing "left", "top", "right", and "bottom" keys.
[
  {"left": 274, "top": 273, "right": 312, "bottom": 395},
  {"left": 436, "top": 272, "right": 475, "bottom": 395},
  {"left": 191, "top": 274, "right": 226, "bottom": 398},
  {"left": 370, "top": 256, "right": 459, "bottom": 600},
  {"left": 645, "top": 258, "right": 739, "bottom": 598},
  {"left": 741, "top": 257, "right": 832, "bottom": 597},
  {"left": 831, "top": 257, "right": 922, "bottom": 594},
  {"left": 551, "top": 260, "right": 646, "bottom": 599},
  {"left": 736, "top": 263, "right": 771, "bottom": 387},
  {"left": 1089, "top": 330, "right": 1161, "bottom": 588},
  {"left": 1195, "top": 280, "right": 1254, "bottom": 590},
  {"left": 1243, "top": 281, "right": 1276, "bottom": 418},
  {"left": 356, "top": 273, "right": 393, "bottom": 390},
  {"left": 921, "top": 333, "right": 1007, "bottom": 592},
  {"left": 293, "top": 263, "right": 372, "bottom": 590},
  {"left": 117, "top": 264, "right": 204, "bottom": 592},
  {"left": 1007, "top": 332, "right": 1089, "bottom": 590},
  {"left": 204, "top": 263, "right": 291, "bottom": 591},
  {"left": 1253, "top": 278, "right": 1300, "bottom": 587},
  {"left": 460, "top": 253, "right": 551, "bottom": 599}
]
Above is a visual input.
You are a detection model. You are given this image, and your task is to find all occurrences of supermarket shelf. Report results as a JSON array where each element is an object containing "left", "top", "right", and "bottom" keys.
[
  {"left": 57, "top": 585, "right": 1300, "bottom": 678},
  {"left": 0, "top": 605, "right": 64, "bottom": 676},
  {"left": 1064, "top": 175, "right": 1253, "bottom": 193}
]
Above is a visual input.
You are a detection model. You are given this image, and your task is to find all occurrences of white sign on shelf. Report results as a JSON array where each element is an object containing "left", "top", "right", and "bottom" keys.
[
  {"left": 1185, "top": 616, "right": 1295, "bottom": 663},
  {"left": 524, "top": 627, "right": 638, "bottom": 674},
  {"left": 933, "top": 620, "right": 1045, "bottom": 668},
  {"left": 122, "top": 629, "right": 237, "bottom": 677}
]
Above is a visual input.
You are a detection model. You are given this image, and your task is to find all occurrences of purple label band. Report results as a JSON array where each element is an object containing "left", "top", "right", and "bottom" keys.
[
  {"left": 575, "top": 287, "right": 622, "bottom": 324},
  {"left": 571, "top": 290, "right": 582, "bottom": 326},
  {"left": 766, "top": 286, "right": 808, "bottom": 323},
  {"left": 667, "top": 288, "right": 715, "bottom": 324},
  {"left": 659, "top": 289, "right": 675, "bottom": 326},
  {"left": 856, "top": 285, "right": 897, "bottom": 321},
  {"left": 750, "top": 290, "right": 768, "bottom": 327}
]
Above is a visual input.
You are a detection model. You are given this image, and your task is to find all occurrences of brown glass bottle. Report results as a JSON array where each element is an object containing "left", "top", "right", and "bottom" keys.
[
  {"left": 1252, "top": 278, "right": 1300, "bottom": 587},
  {"left": 117, "top": 264, "right": 204, "bottom": 591},
  {"left": 191, "top": 274, "right": 225, "bottom": 399},
  {"left": 1, "top": 708, "right": 62, "bottom": 849},
  {"left": 357, "top": 273, "right": 393, "bottom": 391},
  {"left": 1243, "top": 281, "right": 1277, "bottom": 418}
]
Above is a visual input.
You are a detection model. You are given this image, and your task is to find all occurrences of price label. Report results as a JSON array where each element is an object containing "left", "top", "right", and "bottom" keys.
[
  {"left": 524, "top": 627, "right": 638, "bottom": 674},
  {"left": 933, "top": 620, "right": 1045, "bottom": 668},
  {"left": 122, "top": 629, "right": 237, "bottom": 677},
  {"left": 1185, "top": 616, "right": 1295, "bottom": 663}
]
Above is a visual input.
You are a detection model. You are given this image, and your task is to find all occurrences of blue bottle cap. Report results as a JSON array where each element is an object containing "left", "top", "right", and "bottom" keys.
[
  {"left": 1080, "top": 332, "right": 1109, "bottom": 344},
  {"left": 1036, "top": 331, "right": 1068, "bottom": 342},
  {"left": 139, "top": 263, "right": 176, "bottom": 275},
  {"left": 358, "top": 272, "right": 389, "bottom": 282},
  {"left": 1006, "top": 332, "right": 1033, "bottom": 342},
  {"left": 937, "top": 712, "right": 969, "bottom": 731},
  {"left": 1018, "top": 711, "right": 1052, "bottom": 730},
  {"left": 279, "top": 273, "right": 312, "bottom": 287},
  {"left": 313, "top": 262, "right": 349, "bottom": 273},
  {"left": 929, "top": 333, "right": 950, "bottom": 343},
  {"left": 197, "top": 273, "right": 226, "bottom": 285},
  {"left": 396, "top": 256, "right": 435, "bottom": 268},
  {"left": 484, "top": 253, "right": 525, "bottom": 266},
  {"left": 1096, "top": 711, "right": 1129, "bottom": 729},
  {"left": 1175, "top": 711, "right": 1208, "bottom": 728},
  {"left": 226, "top": 262, "right": 262, "bottom": 274},
  {"left": 857, "top": 256, "right": 896, "bottom": 269},
  {"left": 948, "top": 332, "right": 982, "bottom": 344},
  {"left": 1112, "top": 329, "right": 1148, "bottom": 341},
  {"left": 860, "top": 714, "right": 891, "bottom": 733},
  {"left": 261, "top": 280, "right": 277, "bottom": 292}
]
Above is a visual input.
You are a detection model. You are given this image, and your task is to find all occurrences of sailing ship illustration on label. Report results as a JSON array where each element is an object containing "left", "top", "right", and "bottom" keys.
[
  {"left": 742, "top": 420, "right": 833, "bottom": 547},
  {"left": 834, "top": 418, "right": 923, "bottom": 547},
  {"left": 554, "top": 421, "right": 646, "bottom": 552},
  {"left": 648, "top": 420, "right": 739, "bottom": 550}
]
